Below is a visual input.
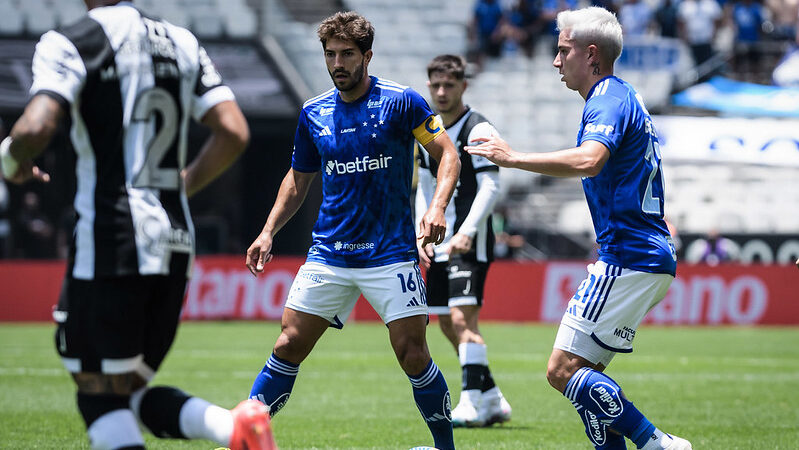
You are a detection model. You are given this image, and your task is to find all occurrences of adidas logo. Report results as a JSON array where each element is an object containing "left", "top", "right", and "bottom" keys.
[
  {"left": 318, "top": 126, "right": 332, "bottom": 137},
  {"left": 406, "top": 297, "right": 421, "bottom": 307}
]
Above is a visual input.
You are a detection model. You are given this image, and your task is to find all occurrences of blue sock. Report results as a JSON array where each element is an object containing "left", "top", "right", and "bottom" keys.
[
  {"left": 571, "top": 400, "right": 628, "bottom": 449},
  {"left": 249, "top": 353, "right": 299, "bottom": 416},
  {"left": 408, "top": 360, "right": 454, "bottom": 450},
  {"left": 564, "top": 367, "right": 656, "bottom": 449}
]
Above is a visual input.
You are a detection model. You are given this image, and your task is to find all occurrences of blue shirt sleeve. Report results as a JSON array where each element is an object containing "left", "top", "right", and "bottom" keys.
[
  {"left": 404, "top": 88, "right": 436, "bottom": 131},
  {"left": 291, "top": 108, "right": 321, "bottom": 173},
  {"left": 580, "top": 97, "right": 626, "bottom": 154}
]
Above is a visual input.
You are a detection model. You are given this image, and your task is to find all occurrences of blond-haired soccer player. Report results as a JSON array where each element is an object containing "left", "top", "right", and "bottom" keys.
[{"left": 467, "top": 7, "right": 691, "bottom": 450}]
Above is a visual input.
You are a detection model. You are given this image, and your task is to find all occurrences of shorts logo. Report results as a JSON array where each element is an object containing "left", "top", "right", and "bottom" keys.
[
  {"left": 589, "top": 382, "right": 623, "bottom": 418},
  {"left": 583, "top": 409, "right": 606, "bottom": 446},
  {"left": 613, "top": 326, "right": 635, "bottom": 342}
]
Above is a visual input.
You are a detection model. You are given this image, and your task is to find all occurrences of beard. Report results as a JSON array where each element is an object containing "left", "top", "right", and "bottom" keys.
[{"left": 329, "top": 59, "right": 365, "bottom": 92}]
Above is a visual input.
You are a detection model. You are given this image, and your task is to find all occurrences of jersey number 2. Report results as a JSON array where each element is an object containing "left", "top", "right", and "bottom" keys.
[
  {"left": 642, "top": 137, "right": 664, "bottom": 215},
  {"left": 132, "top": 87, "right": 180, "bottom": 190}
]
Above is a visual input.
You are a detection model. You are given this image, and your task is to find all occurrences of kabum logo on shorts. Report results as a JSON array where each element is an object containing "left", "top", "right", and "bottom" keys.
[{"left": 325, "top": 154, "right": 392, "bottom": 175}]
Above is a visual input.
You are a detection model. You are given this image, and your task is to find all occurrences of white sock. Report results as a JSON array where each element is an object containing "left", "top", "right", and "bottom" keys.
[
  {"left": 640, "top": 428, "right": 673, "bottom": 450},
  {"left": 179, "top": 397, "right": 234, "bottom": 446},
  {"left": 458, "top": 342, "right": 488, "bottom": 366},
  {"left": 87, "top": 409, "right": 144, "bottom": 450}
]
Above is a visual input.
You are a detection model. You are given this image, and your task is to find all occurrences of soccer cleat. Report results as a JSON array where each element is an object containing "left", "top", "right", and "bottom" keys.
[
  {"left": 663, "top": 434, "right": 692, "bottom": 450},
  {"left": 229, "top": 399, "right": 277, "bottom": 450},
  {"left": 479, "top": 387, "right": 511, "bottom": 426},
  {"left": 451, "top": 400, "right": 484, "bottom": 428}
]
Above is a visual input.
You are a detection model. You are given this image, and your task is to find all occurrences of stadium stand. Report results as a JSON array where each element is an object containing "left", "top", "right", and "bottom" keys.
[{"left": 1, "top": 0, "right": 797, "bottom": 262}]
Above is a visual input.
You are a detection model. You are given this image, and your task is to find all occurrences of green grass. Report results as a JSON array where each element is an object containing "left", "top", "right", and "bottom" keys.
[{"left": 1, "top": 322, "right": 798, "bottom": 449}]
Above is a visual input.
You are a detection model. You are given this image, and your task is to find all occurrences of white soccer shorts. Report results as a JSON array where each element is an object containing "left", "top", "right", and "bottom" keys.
[
  {"left": 284, "top": 261, "right": 428, "bottom": 327},
  {"left": 557, "top": 261, "right": 673, "bottom": 355}
]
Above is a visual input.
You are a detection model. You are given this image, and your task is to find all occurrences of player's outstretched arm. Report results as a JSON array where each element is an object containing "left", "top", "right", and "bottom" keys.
[
  {"left": 465, "top": 137, "right": 610, "bottom": 178},
  {"left": 183, "top": 100, "right": 249, "bottom": 197},
  {"left": 419, "top": 131, "right": 460, "bottom": 246},
  {"left": 246, "top": 169, "right": 316, "bottom": 276},
  {"left": 1, "top": 94, "right": 63, "bottom": 184}
]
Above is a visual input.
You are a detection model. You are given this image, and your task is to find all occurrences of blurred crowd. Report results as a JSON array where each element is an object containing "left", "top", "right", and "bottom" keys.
[{"left": 467, "top": 0, "right": 799, "bottom": 81}]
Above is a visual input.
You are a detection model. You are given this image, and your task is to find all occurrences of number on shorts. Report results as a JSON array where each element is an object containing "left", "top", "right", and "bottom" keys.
[
  {"left": 396, "top": 271, "right": 417, "bottom": 293},
  {"left": 131, "top": 87, "right": 180, "bottom": 190}
]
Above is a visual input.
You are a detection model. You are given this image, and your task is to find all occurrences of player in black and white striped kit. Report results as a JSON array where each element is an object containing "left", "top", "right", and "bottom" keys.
[
  {"left": 0, "top": 1, "right": 274, "bottom": 449},
  {"left": 415, "top": 55, "right": 511, "bottom": 428}
]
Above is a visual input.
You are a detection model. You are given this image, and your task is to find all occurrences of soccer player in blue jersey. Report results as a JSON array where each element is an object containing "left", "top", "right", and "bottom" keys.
[
  {"left": 244, "top": 11, "right": 461, "bottom": 450},
  {"left": 466, "top": 7, "right": 692, "bottom": 450}
]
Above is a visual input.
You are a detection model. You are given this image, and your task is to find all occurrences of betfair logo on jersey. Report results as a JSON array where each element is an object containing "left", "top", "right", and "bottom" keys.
[
  {"left": 584, "top": 123, "right": 615, "bottom": 136},
  {"left": 325, "top": 154, "right": 393, "bottom": 175},
  {"left": 333, "top": 241, "right": 375, "bottom": 252},
  {"left": 367, "top": 98, "right": 384, "bottom": 109},
  {"left": 320, "top": 107, "right": 334, "bottom": 116}
]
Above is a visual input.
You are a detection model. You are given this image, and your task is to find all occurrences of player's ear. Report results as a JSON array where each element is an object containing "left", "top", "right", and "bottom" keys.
[{"left": 364, "top": 49, "right": 373, "bottom": 64}]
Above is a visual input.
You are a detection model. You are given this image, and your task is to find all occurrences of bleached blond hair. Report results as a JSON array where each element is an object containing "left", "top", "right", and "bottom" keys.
[{"left": 557, "top": 7, "right": 623, "bottom": 65}]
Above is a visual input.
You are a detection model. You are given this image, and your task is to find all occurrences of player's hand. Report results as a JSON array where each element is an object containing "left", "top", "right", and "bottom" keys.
[
  {"left": 245, "top": 232, "right": 274, "bottom": 277},
  {"left": 2, "top": 160, "right": 50, "bottom": 185},
  {"left": 448, "top": 233, "right": 473, "bottom": 255},
  {"left": 417, "top": 241, "right": 434, "bottom": 269},
  {"left": 417, "top": 208, "right": 447, "bottom": 247},
  {"left": 464, "top": 136, "right": 519, "bottom": 168}
]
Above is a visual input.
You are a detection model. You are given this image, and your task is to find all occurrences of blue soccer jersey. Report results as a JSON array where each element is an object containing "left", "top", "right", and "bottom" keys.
[
  {"left": 292, "top": 76, "right": 444, "bottom": 268},
  {"left": 577, "top": 76, "right": 676, "bottom": 275}
]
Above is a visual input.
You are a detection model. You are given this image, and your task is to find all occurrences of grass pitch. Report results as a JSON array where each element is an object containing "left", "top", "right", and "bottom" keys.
[{"left": 1, "top": 321, "right": 798, "bottom": 449}]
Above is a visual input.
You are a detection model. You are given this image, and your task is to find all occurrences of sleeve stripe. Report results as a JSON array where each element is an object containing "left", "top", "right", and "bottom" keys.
[{"left": 33, "top": 89, "right": 70, "bottom": 110}]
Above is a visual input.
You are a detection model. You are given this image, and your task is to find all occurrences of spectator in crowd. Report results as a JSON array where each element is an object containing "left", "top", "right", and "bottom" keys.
[
  {"left": 492, "top": 205, "right": 526, "bottom": 259},
  {"left": 619, "top": 0, "right": 653, "bottom": 36},
  {"left": 655, "top": 0, "right": 680, "bottom": 38},
  {"left": 13, "top": 191, "right": 55, "bottom": 258},
  {"left": 0, "top": 118, "right": 8, "bottom": 257},
  {"left": 686, "top": 228, "right": 740, "bottom": 265},
  {"left": 470, "top": 0, "right": 506, "bottom": 67},
  {"left": 501, "top": 0, "right": 545, "bottom": 58},
  {"left": 729, "top": 0, "right": 765, "bottom": 80},
  {"left": 678, "top": 0, "right": 723, "bottom": 70},
  {"left": 764, "top": 0, "right": 798, "bottom": 40},
  {"left": 541, "top": 0, "right": 580, "bottom": 54}
]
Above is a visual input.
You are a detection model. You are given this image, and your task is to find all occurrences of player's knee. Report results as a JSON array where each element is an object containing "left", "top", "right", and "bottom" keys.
[
  {"left": 73, "top": 372, "right": 145, "bottom": 396},
  {"left": 395, "top": 343, "right": 430, "bottom": 374},
  {"left": 546, "top": 360, "right": 572, "bottom": 392},
  {"left": 273, "top": 331, "right": 310, "bottom": 363}
]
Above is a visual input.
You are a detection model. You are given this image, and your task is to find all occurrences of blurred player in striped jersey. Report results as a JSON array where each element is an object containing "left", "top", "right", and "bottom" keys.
[
  {"left": 416, "top": 54, "right": 511, "bottom": 428},
  {"left": 0, "top": 1, "right": 275, "bottom": 448},
  {"left": 244, "top": 11, "right": 460, "bottom": 450},
  {"left": 466, "top": 7, "right": 691, "bottom": 450}
]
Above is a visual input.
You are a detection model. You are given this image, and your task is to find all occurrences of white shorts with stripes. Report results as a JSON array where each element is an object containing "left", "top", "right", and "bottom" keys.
[
  {"left": 558, "top": 261, "right": 673, "bottom": 353},
  {"left": 285, "top": 261, "right": 428, "bottom": 328}
]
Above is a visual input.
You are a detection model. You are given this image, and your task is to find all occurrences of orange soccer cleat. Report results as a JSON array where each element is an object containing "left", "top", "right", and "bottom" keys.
[{"left": 229, "top": 399, "right": 277, "bottom": 450}]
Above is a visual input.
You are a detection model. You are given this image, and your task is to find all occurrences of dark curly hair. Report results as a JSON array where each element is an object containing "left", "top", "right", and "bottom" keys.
[
  {"left": 317, "top": 11, "right": 375, "bottom": 54},
  {"left": 427, "top": 54, "right": 467, "bottom": 80}
]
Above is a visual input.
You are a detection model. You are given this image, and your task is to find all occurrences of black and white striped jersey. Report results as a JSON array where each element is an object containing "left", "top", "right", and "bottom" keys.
[
  {"left": 416, "top": 108, "right": 500, "bottom": 263},
  {"left": 29, "top": 1, "right": 234, "bottom": 280}
]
